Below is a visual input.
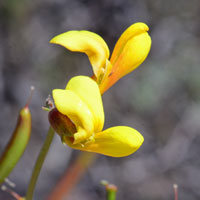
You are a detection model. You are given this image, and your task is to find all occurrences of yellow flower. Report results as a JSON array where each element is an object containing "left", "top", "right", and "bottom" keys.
[
  {"left": 50, "top": 22, "right": 151, "bottom": 93},
  {"left": 51, "top": 76, "right": 143, "bottom": 157}
]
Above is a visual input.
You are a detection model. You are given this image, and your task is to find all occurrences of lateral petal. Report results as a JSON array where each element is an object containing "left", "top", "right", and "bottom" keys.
[
  {"left": 112, "top": 32, "right": 151, "bottom": 78},
  {"left": 100, "top": 31, "right": 151, "bottom": 93},
  {"left": 52, "top": 89, "right": 94, "bottom": 143},
  {"left": 50, "top": 31, "right": 110, "bottom": 79},
  {"left": 110, "top": 22, "right": 150, "bottom": 66},
  {"left": 66, "top": 76, "right": 104, "bottom": 132}
]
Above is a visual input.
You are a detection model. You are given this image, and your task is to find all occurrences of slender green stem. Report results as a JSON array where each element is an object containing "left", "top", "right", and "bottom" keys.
[
  {"left": 26, "top": 127, "right": 55, "bottom": 200},
  {"left": 101, "top": 181, "right": 117, "bottom": 200},
  {"left": 106, "top": 185, "right": 117, "bottom": 200}
]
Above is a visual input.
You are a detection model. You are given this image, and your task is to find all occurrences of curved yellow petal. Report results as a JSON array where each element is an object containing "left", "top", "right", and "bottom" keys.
[
  {"left": 52, "top": 89, "right": 94, "bottom": 144},
  {"left": 112, "top": 32, "right": 151, "bottom": 77},
  {"left": 66, "top": 76, "right": 104, "bottom": 132},
  {"left": 110, "top": 22, "right": 150, "bottom": 66},
  {"left": 100, "top": 31, "right": 151, "bottom": 93},
  {"left": 50, "top": 31, "right": 110, "bottom": 79},
  {"left": 64, "top": 126, "right": 144, "bottom": 157}
]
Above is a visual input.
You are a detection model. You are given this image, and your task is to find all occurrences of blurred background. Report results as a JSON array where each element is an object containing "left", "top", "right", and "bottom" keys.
[{"left": 1, "top": 0, "right": 200, "bottom": 199}]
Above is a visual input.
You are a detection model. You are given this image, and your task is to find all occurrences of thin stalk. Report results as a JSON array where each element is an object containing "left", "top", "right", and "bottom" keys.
[
  {"left": 101, "top": 181, "right": 117, "bottom": 200},
  {"left": 26, "top": 127, "right": 55, "bottom": 200},
  {"left": 106, "top": 184, "right": 117, "bottom": 200},
  {"left": 47, "top": 152, "right": 96, "bottom": 200},
  {"left": 173, "top": 184, "right": 178, "bottom": 200}
]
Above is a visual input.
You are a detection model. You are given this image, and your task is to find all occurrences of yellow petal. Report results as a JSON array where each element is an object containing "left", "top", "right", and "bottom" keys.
[
  {"left": 110, "top": 22, "right": 150, "bottom": 66},
  {"left": 66, "top": 76, "right": 104, "bottom": 132},
  {"left": 65, "top": 126, "right": 144, "bottom": 157},
  {"left": 52, "top": 89, "right": 94, "bottom": 144},
  {"left": 50, "top": 31, "right": 110, "bottom": 79},
  {"left": 112, "top": 32, "right": 151, "bottom": 77},
  {"left": 100, "top": 28, "right": 151, "bottom": 93}
]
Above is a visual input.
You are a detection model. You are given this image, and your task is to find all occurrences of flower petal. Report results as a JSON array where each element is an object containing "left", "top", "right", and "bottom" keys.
[
  {"left": 100, "top": 25, "right": 151, "bottom": 93},
  {"left": 66, "top": 76, "right": 104, "bottom": 132},
  {"left": 110, "top": 22, "right": 150, "bottom": 66},
  {"left": 112, "top": 32, "right": 151, "bottom": 77},
  {"left": 52, "top": 89, "right": 94, "bottom": 144},
  {"left": 65, "top": 126, "right": 144, "bottom": 157},
  {"left": 50, "top": 31, "right": 110, "bottom": 79}
]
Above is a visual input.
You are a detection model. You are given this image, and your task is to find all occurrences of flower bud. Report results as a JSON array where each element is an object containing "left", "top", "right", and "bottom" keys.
[
  {"left": 0, "top": 105, "right": 31, "bottom": 184},
  {"left": 48, "top": 108, "right": 76, "bottom": 137}
]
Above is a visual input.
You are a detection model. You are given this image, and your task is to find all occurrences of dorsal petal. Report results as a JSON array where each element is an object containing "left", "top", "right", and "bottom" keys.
[
  {"left": 52, "top": 89, "right": 94, "bottom": 143},
  {"left": 66, "top": 76, "right": 104, "bottom": 132},
  {"left": 65, "top": 126, "right": 144, "bottom": 157},
  {"left": 50, "top": 31, "right": 110, "bottom": 79}
]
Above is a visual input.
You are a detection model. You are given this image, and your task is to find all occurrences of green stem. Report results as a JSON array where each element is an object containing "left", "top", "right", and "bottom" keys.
[
  {"left": 106, "top": 186, "right": 117, "bottom": 200},
  {"left": 101, "top": 181, "right": 117, "bottom": 200},
  {"left": 26, "top": 127, "right": 55, "bottom": 200}
]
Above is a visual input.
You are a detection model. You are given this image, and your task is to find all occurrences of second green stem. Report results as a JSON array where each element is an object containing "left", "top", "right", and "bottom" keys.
[{"left": 26, "top": 127, "right": 55, "bottom": 200}]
